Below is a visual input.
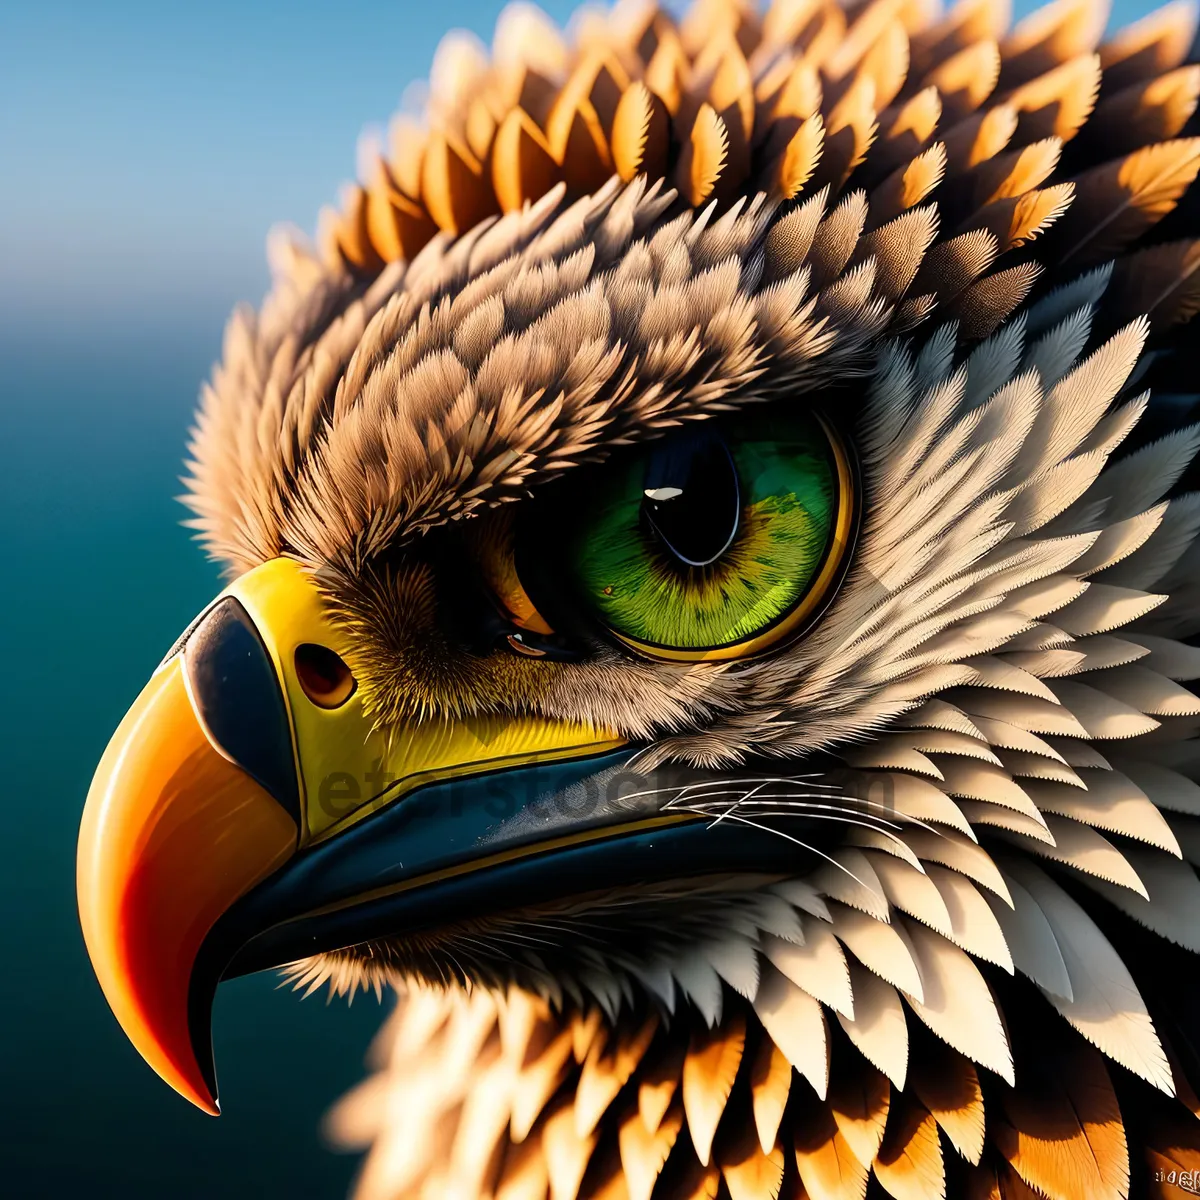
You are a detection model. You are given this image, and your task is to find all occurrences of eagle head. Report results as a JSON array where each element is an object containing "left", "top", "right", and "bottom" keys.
[{"left": 77, "top": 0, "right": 1200, "bottom": 1195}]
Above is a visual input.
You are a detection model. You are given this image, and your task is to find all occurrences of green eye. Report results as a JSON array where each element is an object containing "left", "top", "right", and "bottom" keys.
[{"left": 565, "top": 411, "right": 853, "bottom": 660}]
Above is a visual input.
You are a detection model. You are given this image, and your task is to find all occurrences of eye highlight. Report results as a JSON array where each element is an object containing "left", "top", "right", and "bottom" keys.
[
  {"left": 295, "top": 643, "right": 357, "bottom": 708},
  {"left": 563, "top": 411, "right": 854, "bottom": 661},
  {"left": 642, "top": 428, "right": 741, "bottom": 567}
]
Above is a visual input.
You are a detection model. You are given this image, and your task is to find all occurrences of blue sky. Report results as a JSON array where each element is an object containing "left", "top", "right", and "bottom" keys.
[
  {"left": 1, "top": 0, "right": 1153, "bottom": 342},
  {"left": 0, "top": 1, "right": 585, "bottom": 335}
]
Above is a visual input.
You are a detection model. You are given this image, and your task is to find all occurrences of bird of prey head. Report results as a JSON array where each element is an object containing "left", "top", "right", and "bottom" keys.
[{"left": 78, "top": 0, "right": 1200, "bottom": 1195}]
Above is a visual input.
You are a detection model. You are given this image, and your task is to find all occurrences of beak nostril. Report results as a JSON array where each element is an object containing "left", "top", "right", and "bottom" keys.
[{"left": 295, "top": 643, "right": 356, "bottom": 709}]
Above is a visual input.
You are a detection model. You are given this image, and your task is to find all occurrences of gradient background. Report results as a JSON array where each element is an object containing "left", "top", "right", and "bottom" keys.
[{"left": 0, "top": 0, "right": 1152, "bottom": 1194}]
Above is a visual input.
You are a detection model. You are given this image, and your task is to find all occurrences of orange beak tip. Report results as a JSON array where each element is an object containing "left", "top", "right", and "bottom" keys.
[{"left": 77, "top": 657, "right": 296, "bottom": 1118}]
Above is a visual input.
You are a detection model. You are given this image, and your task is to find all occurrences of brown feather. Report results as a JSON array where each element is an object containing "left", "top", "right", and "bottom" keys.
[
  {"left": 493, "top": 108, "right": 563, "bottom": 214},
  {"left": 364, "top": 172, "right": 437, "bottom": 264},
  {"left": 657, "top": 1145, "right": 721, "bottom": 1200},
  {"left": 1106, "top": 238, "right": 1200, "bottom": 333},
  {"left": 775, "top": 113, "right": 826, "bottom": 199},
  {"left": 1000, "top": 0, "right": 1106, "bottom": 88},
  {"left": 700, "top": 37, "right": 755, "bottom": 143},
  {"left": 909, "top": 0, "right": 1009, "bottom": 82},
  {"left": 865, "top": 86, "right": 942, "bottom": 184},
  {"left": 611, "top": 82, "right": 670, "bottom": 183},
  {"left": 619, "top": 1098, "right": 684, "bottom": 1200},
  {"left": 544, "top": 1096, "right": 600, "bottom": 1200},
  {"left": 576, "top": 1012, "right": 659, "bottom": 1137},
  {"left": 969, "top": 137, "right": 1063, "bottom": 207},
  {"left": 387, "top": 116, "right": 426, "bottom": 198},
  {"left": 792, "top": 1083, "right": 870, "bottom": 1200},
  {"left": 637, "top": 1034, "right": 687, "bottom": 1135},
  {"left": 1052, "top": 137, "right": 1200, "bottom": 267},
  {"left": 808, "top": 190, "right": 869, "bottom": 287},
  {"left": 1099, "top": 0, "right": 1199, "bottom": 95},
  {"left": 643, "top": 31, "right": 688, "bottom": 116},
  {"left": 420, "top": 128, "right": 498, "bottom": 235},
  {"left": 497, "top": 1133, "right": 553, "bottom": 1200},
  {"left": 857, "top": 20, "right": 911, "bottom": 111},
  {"left": 676, "top": 102, "right": 730, "bottom": 207},
  {"left": 762, "top": 58, "right": 823, "bottom": 127},
  {"left": 959, "top": 184, "right": 1073, "bottom": 252},
  {"left": 718, "top": 1115, "right": 787, "bottom": 1200},
  {"left": 992, "top": 1035, "right": 1130, "bottom": 1200},
  {"left": 923, "top": 39, "right": 1002, "bottom": 124},
  {"left": 813, "top": 74, "right": 878, "bottom": 191},
  {"left": 324, "top": 186, "right": 383, "bottom": 272},
  {"left": 1083, "top": 66, "right": 1200, "bottom": 158},
  {"left": 750, "top": 1031, "right": 794, "bottom": 1155},
  {"left": 1002, "top": 53, "right": 1100, "bottom": 144},
  {"left": 907, "top": 1039, "right": 986, "bottom": 1165},
  {"left": 514, "top": 1025, "right": 577, "bottom": 1142},
  {"left": 871, "top": 1092, "right": 945, "bottom": 1200},
  {"left": 869, "top": 143, "right": 946, "bottom": 225},
  {"left": 856, "top": 206, "right": 940, "bottom": 299},
  {"left": 682, "top": 1014, "right": 747, "bottom": 1167},
  {"left": 826, "top": 1051, "right": 891, "bottom": 1167}
]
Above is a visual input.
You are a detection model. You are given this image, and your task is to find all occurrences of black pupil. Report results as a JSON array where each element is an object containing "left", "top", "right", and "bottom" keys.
[{"left": 641, "top": 428, "right": 741, "bottom": 567}]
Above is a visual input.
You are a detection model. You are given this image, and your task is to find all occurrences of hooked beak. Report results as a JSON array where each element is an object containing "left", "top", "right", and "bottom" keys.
[
  {"left": 77, "top": 558, "right": 818, "bottom": 1116},
  {"left": 77, "top": 650, "right": 296, "bottom": 1114},
  {"left": 77, "top": 558, "right": 634, "bottom": 1114}
]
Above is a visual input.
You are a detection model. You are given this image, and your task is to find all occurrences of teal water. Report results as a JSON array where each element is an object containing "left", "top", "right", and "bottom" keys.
[{"left": 0, "top": 314, "right": 384, "bottom": 1195}]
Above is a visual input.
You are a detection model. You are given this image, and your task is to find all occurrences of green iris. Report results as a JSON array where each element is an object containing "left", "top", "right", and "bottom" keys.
[{"left": 567, "top": 412, "right": 839, "bottom": 651}]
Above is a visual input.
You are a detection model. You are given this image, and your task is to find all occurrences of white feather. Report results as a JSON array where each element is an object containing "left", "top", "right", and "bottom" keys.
[
  {"left": 900, "top": 827, "right": 1013, "bottom": 904},
  {"left": 1085, "top": 849, "right": 1200, "bottom": 954},
  {"left": 995, "top": 815, "right": 1150, "bottom": 897},
  {"left": 1109, "top": 756, "right": 1200, "bottom": 816},
  {"left": 1024, "top": 772, "right": 1182, "bottom": 856},
  {"left": 705, "top": 937, "right": 761, "bottom": 1002},
  {"left": 937, "top": 758, "right": 1047, "bottom": 822},
  {"left": 844, "top": 825, "right": 927, "bottom": 870},
  {"left": 901, "top": 728, "right": 1004, "bottom": 765},
  {"left": 769, "top": 878, "right": 832, "bottom": 922},
  {"left": 762, "top": 924, "right": 854, "bottom": 1017},
  {"left": 811, "top": 847, "right": 890, "bottom": 921},
  {"left": 669, "top": 952, "right": 723, "bottom": 1028},
  {"left": 958, "top": 800, "right": 1058, "bottom": 844},
  {"left": 871, "top": 772, "right": 977, "bottom": 840},
  {"left": 828, "top": 902, "right": 924, "bottom": 1000},
  {"left": 989, "top": 869, "right": 1073, "bottom": 1000},
  {"left": 1005, "top": 859, "right": 1173, "bottom": 1093},
  {"left": 899, "top": 918, "right": 1015, "bottom": 1084},
  {"left": 750, "top": 893, "right": 808, "bottom": 945},
  {"left": 925, "top": 865, "right": 1015, "bottom": 972},
  {"left": 864, "top": 850, "right": 955, "bottom": 936},
  {"left": 1054, "top": 586, "right": 1166, "bottom": 639},
  {"left": 753, "top": 963, "right": 829, "bottom": 1099},
  {"left": 1122, "top": 633, "right": 1200, "bottom": 681},
  {"left": 1049, "top": 680, "right": 1161, "bottom": 739},
  {"left": 1020, "top": 305, "right": 1092, "bottom": 390},
  {"left": 836, "top": 963, "right": 909, "bottom": 1090},
  {"left": 1024, "top": 263, "right": 1112, "bottom": 334}
]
